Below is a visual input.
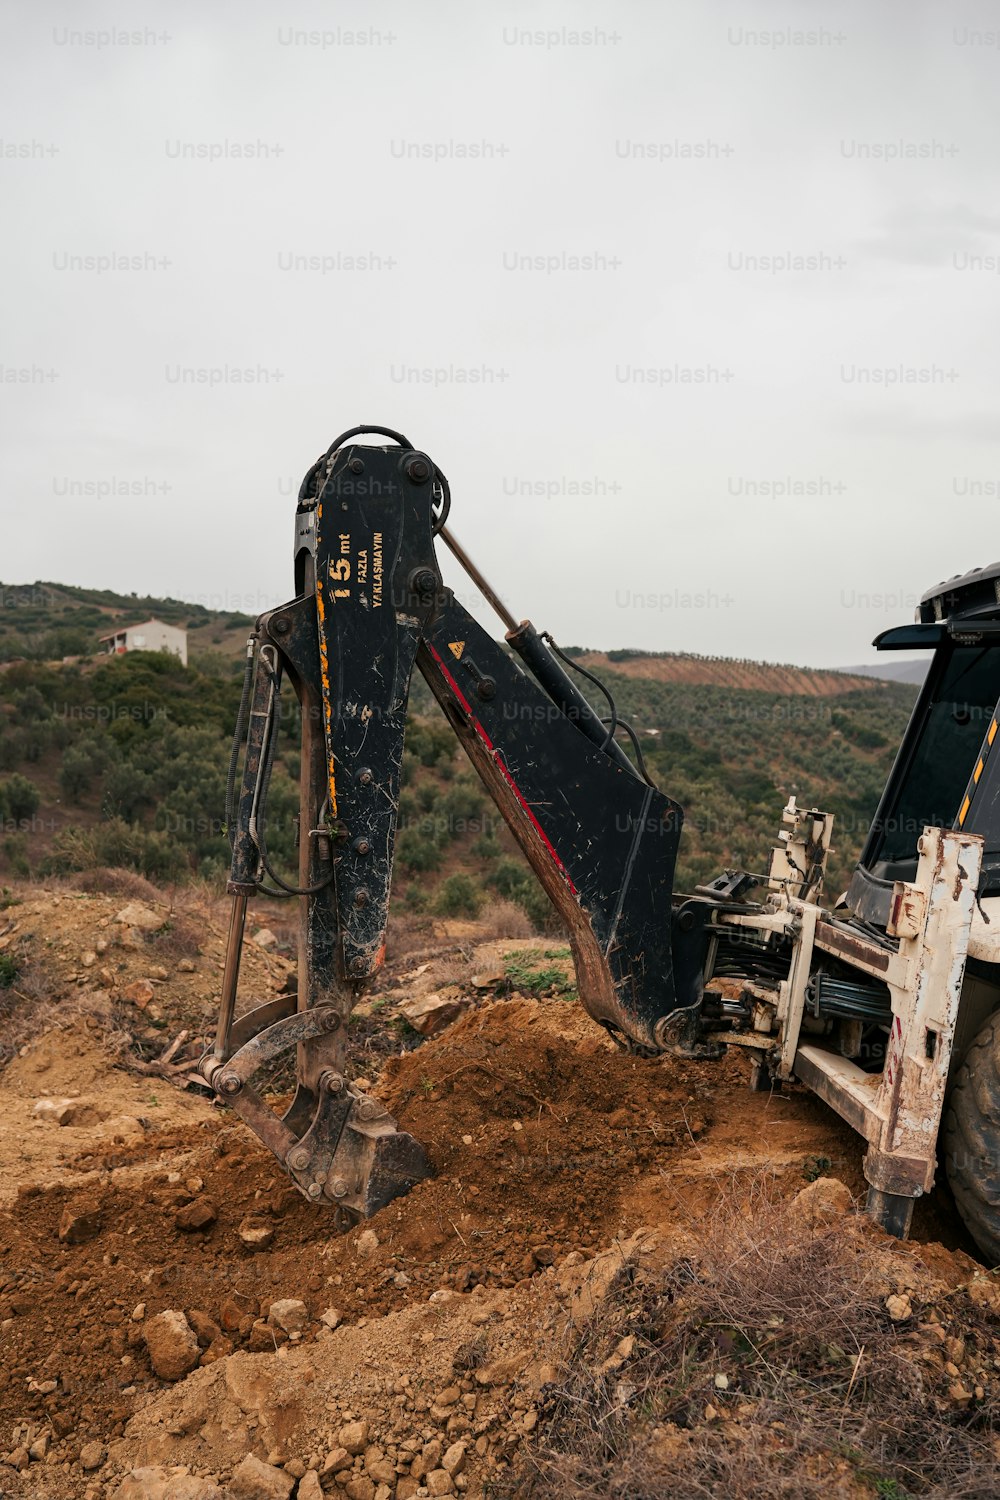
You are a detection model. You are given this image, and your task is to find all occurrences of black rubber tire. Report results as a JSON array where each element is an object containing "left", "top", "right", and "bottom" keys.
[{"left": 942, "top": 1010, "right": 1000, "bottom": 1265}]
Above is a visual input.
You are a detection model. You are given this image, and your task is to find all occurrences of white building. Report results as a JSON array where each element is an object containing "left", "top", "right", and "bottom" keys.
[{"left": 99, "top": 618, "right": 188, "bottom": 667}]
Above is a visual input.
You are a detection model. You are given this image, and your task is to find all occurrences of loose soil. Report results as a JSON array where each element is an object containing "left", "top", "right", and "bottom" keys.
[{"left": 0, "top": 882, "right": 996, "bottom": 1498}]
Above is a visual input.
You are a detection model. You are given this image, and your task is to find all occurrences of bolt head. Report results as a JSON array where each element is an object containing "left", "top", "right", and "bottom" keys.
[
  {"left": 328, "top": 1177, "right": 349, "bottom": 1199},
  {"left": 289, "top": 1148, "right": 310, "bottom": 1171},
  {"left": 405, "top": 456, "right": 431, "bottom": 483},
  {"left": 348, "top": 456, "right": 364, "bottom": 474},
  {"left": 218, "top": 1072, "right": 242, "bottom": 1096}
]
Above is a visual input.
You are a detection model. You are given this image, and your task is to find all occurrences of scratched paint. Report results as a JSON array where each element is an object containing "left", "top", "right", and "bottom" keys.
[{"left": 313, "top": 517, "right": 338, "bottom": 818}]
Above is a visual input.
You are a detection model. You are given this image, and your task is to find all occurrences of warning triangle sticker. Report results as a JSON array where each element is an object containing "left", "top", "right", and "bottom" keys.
[{"left": 448, "top": 641, "right": 465, "bottom": 659}]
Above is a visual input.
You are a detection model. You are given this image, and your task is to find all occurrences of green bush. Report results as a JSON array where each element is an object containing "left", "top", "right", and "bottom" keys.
[
  {"left": 416, "top": 780, "right": 440, "bottom": 814},
  {"left": 40, "top": 817, "right": 187, "bottom": 882},
  {"left": 0, "top": 730, "right": 29, "bottom": 771},
  {"left": 102, "top": 762, "right": 153, "bottom": 822},
  {"left": 396, "top": 828, "right": 443, "bottom": 873},
  {"left": 472, "top": 830, "right": 502, "bottom": 860},
  {"left": 2, "top": 774, "right": 40, "bottom": 823},
  {"left": 486, "top": 856, "right": 552, "bottom": 931},
  {"left": 439, "top": 780, "right": 487, "bottom": 833},
  {"left": 2, "top": 835, "right": 29, "bottom": 880},
  {"left": 59, "top": 745, "right": 95, "bottom": 802},
  {"left": 405, "top": 720, "right": 455, "bottom": 769},
  {"left": 433, "top": 873, "right": 483, "bottom": 917},
  {"left": 13, "top": 686, "right": 51, "bottom": 724},
  {"left": 488, "top": 856, "right": 533, "bottom": 901},
  {"left": 403, "top": 881, "right": 430, "bottom": 911}
]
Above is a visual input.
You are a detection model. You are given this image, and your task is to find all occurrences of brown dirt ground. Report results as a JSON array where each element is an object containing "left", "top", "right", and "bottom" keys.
[{"left": 0, "top": 882, "right": 996, "bottom": 1498}]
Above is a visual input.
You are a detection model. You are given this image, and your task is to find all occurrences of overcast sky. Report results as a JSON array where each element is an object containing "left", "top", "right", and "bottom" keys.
[{"left": 3, "top": 0, "right": 999, "bottom": 668}]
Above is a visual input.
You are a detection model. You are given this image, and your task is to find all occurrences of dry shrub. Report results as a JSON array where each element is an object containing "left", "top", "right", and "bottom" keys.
[
  {"left": 66, "top": 867, "right": 164, "bottom": 902},
  {"left": 0, "top": 974, "right": 127, "bottom": 1071},
  {"left": 0, "top": 960, "right": 51, "bottom": 1067},
  {"left": 432, "top": 954, "right": 475, "bottom": 989},
  {"left": 385, "top": 908, "right": 436, "bottom": 963},
  {"left": 477, "top": 897, "right": 535, "bottom": 941},
  {"left": 494, "top": 1180, "right": 1000, "bottom": 1500},
  {"left": 147, "top": 913, "right": 203, "bottom": 961},
  {"left": 165, "top": 876, "right": 219, "bottom": 912},
  {"left": 386, "top": 899, "right": 534, "bottom": 965},
  {"left": 453, "top": 1332, "right": 488, "bottom": 1373}
]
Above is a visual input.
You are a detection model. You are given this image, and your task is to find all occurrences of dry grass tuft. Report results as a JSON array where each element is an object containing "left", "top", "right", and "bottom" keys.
[
  {"left": 431, "top": 954, "right": 475, "bottom": 989},
  {"left": 453, "top": 1332, "right": 488, "bottom": 1374},
  {"left": 476, "top": 898, "right": 535, "bottom": 941},
  {"left": 492, "top": 1180, "right": 1000, "bottom": 1499}
]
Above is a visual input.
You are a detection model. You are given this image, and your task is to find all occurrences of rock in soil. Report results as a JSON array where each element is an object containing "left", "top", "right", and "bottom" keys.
[
  {"left": 79, "top": 1440, "right": 105, "bottom": 1470},
  {"left": 338, "top": 1419, "right": 370, "bottom": 1455},
  {"left": 112, "top": 1469, "right": 223, "bottom": 1499},
  {"left": 238, "top": 1217, "right": 275, "bottom": 1250},
  {"left": 58, "top": 1199, "right": 102, "bottom": 1244},
  {"left": 792, "top": 1175, "right": 854, "bottom": 1223},
  {"left": 267, "top": 1297, "right": 308, "bottom": 1335},
  {"left": 228, "top": 1453, "right": 295, "bottom": 1499},
  {"left": 144, "top": 1310, "right": 202, "bottom": 1381},
  {"left": 115, "top": 902, "right": 166, "bottom": 932},
  {"left": 174, "top": 1196, "right": 218, "bottom": 1232}
]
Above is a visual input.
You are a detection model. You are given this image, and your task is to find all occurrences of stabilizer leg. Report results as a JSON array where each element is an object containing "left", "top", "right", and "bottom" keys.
[{"left": 866, "top": 1185, "right": 915, "bottom": 1240}]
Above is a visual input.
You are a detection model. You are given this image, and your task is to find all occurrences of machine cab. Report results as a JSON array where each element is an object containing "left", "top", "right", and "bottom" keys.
[{"left": 849, "top": 562, "right": 1000, "bottom": 930}]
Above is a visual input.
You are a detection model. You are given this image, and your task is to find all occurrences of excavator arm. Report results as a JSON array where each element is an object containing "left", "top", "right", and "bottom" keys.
[{"left": 201, "top": 427, "right": 716, "bottom": 1219}]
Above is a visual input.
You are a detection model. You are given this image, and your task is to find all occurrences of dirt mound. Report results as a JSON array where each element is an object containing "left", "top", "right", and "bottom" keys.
[{"left": 381, "top": 996, "right": 725, "bottom": 1249}]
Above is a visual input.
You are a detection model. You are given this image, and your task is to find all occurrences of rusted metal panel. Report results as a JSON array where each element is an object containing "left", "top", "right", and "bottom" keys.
[
  {"left": 887, "top": 881, "right": 927, "bottom": 940},
  {"left": 875, "top": 829, "right": 983, "bottom": 1188},
  {"left": 814, "top": 920, "right": 892, "bottom": 975}
]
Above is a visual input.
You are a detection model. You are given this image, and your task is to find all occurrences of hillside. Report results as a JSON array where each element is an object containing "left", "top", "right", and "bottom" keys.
[
  {"left": 574, "top": 648, "right": 882, "bottom": 697},
  {"left": 842, "top": 659, "right": 931, "bottom": 687},
  {"left": 0, "top": 581, "right": 255, "bottom": 668},
  {"left": 0, "top": 582, "right": 919, "bottom": 908}
]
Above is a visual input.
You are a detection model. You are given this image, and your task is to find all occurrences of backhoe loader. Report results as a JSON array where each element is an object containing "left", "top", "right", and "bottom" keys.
[{"left": 202, "top": 427, "right": 1000, "bottom": 1262}]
